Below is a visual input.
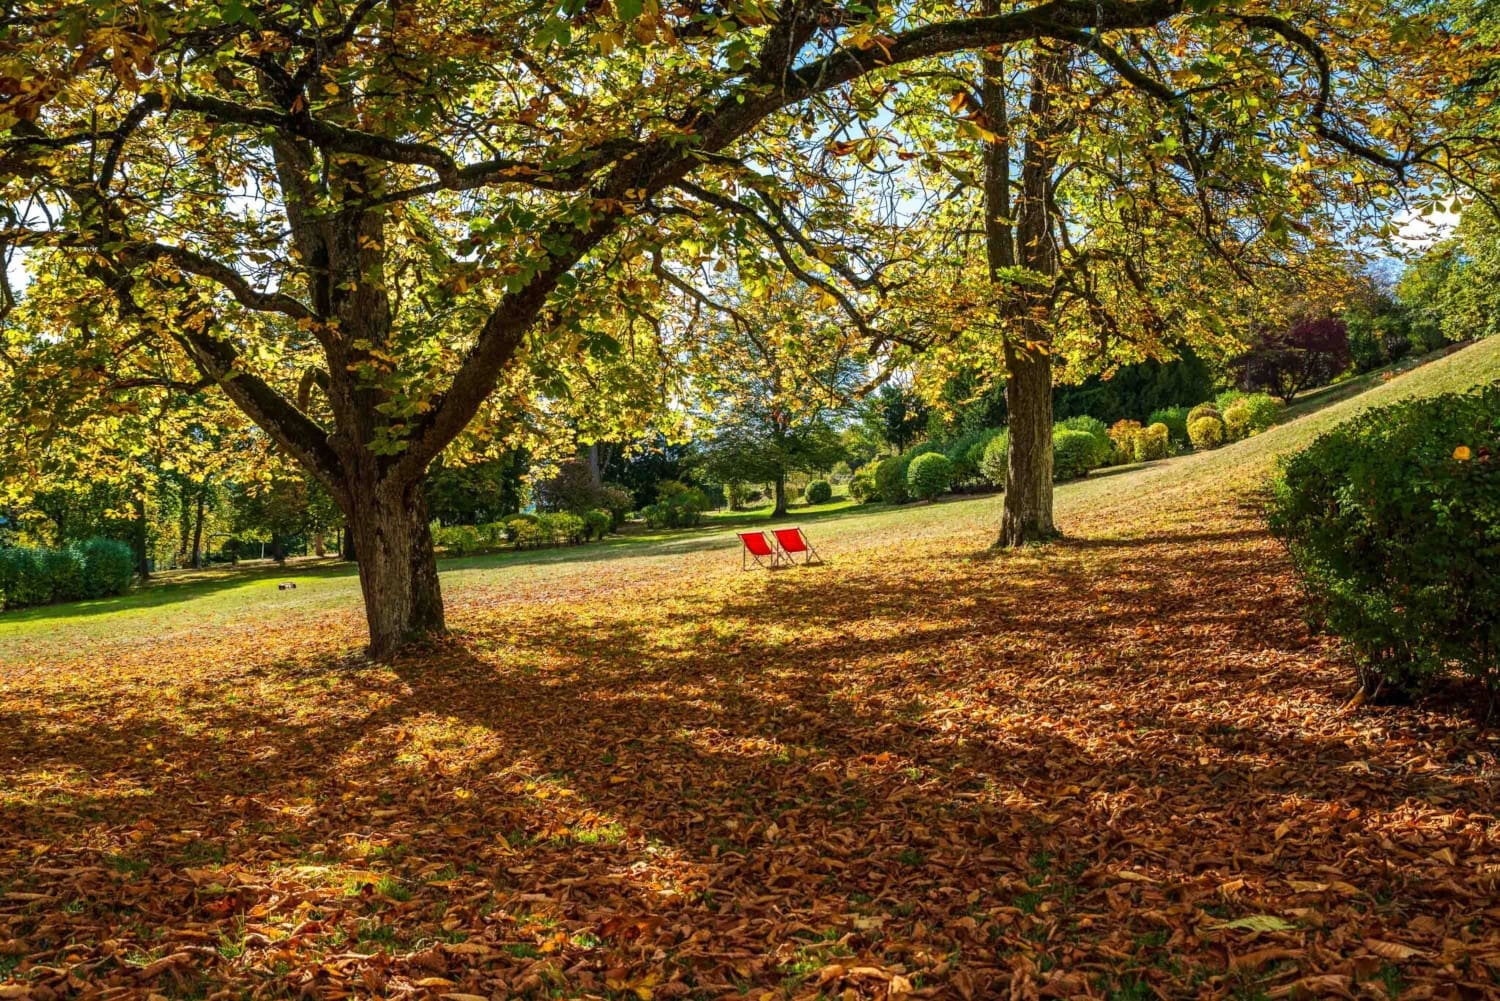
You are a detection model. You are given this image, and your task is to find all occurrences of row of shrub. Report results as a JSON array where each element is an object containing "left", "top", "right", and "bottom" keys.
[
  {"left": 845, "top": 390, "right": 1289, "bottom": 508},
  {"left": 1268, "top": 384, "right": 1499, "bottom": 699},
  {"left": 432, "top": 509, "right": 613, "bottom": 555},
  {"left": 0, "top": 538, "right": 136, "bottom": 610}
]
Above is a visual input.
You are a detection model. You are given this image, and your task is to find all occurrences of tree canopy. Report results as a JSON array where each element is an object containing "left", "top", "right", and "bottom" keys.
[{"left": 2, "top": 0, "right": 1494, "bottom": 651}]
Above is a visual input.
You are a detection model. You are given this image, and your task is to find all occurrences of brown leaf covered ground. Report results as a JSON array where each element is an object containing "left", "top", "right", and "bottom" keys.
[{"left": 3, "top": 341, "right": 1499, "bottom": 1001}]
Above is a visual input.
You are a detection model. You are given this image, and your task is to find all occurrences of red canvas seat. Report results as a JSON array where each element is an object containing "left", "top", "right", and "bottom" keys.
[
  {"left": 773, "top": 527, "right": 822, "bottom": 565},
  {"left": 738, "top": 531, "right": 784, "bottom": 570}
]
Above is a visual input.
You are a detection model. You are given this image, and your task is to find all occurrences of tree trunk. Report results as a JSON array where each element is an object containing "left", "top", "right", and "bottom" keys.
[
  {"left": 999, "top": 346, "right": 1056, "bottom": 545},
  {"left": 345, "top": 481, "right": 445, "bottom": 659},
  {"left": 772, "top": 475, "right": 788, "bottom": 517},
  {"left": 133, "top": 495, "right": 151, "bottom": 579},
  {"left": 191, "top": 490, "right": 206, "bottom": 569},
  {"left": 983, "top": 42, "right": 1069, "bottom": 548},
  {"left": 587, "top": 442, "right": 603, "bottom": 487}
]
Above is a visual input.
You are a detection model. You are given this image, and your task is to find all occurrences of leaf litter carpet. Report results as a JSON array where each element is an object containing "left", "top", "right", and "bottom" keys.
[{"left": 2, "top": 489, "right": 1498, "bottom": 1000}]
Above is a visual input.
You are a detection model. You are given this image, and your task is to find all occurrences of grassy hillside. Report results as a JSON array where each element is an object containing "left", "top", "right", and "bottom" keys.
[{"left": 2, "top": 335, "right": 1496, "bottom": 662}]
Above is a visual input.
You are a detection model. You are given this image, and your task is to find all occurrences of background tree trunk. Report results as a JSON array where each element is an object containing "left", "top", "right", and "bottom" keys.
[
  {"left": 772, "top": 474, "right": 788, "bottom": 517},
  {"left": 999, "top": 345, "right": 1055, "bottom": 545},
  {"left": 345, "top": 481, "right": 445, "bottom": 659},
  {"left": 191, "top": 489, "right": 206, "bottom": 569},
  {"left": 133, "top": 494, "right": 150, "bottom": 579}
]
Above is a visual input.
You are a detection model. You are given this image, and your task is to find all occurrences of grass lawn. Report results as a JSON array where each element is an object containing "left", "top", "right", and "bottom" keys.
[{"left": 2, "top": 337, "right": 1498, "bottom": 999}]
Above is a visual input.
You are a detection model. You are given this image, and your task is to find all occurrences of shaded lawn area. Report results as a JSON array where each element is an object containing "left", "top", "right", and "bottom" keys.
[{"left": 2, "top": 339, "right": 1499, "bottom": 1000}]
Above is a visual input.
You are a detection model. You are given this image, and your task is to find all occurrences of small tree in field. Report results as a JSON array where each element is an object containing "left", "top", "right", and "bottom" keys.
[{"left": 1237, "top": 318, "right": 1352, "bottom": 403}]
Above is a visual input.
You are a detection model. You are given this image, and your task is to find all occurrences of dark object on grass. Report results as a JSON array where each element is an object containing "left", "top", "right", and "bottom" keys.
[{"left": 278, "top": 582, "right": 297, "bottom": 591}]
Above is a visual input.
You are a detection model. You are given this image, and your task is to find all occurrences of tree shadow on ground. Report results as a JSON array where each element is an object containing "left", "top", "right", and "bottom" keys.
[{"left": 1, "top": 510, "right": 1496, "bottom": 1000}]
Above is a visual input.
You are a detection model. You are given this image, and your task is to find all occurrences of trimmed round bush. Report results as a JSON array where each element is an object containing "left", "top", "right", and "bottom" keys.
[
  {"left": 1215, "top": 389, "right": 1248, "bottom": 413},
  {"left": 1187, "top": 415, "right": 1226, "bottom": 450},
  {"left": 1107, "top": 420, "right": 1142, "bottom": 464},
  {"left": 849, "top": 466, "right": 878, "bottom": 503},
  {"left": 1221, "top": 400, "right": 1252, "bottom": 440},
  {"left": 1147, "top": 406, "right": 1191, "bottom": 445},
  {"left": 1224, "top": 393, "right": 1283, "bottom": 440},
  {"left": 583, "top": 508, "right": 611, "bottom": 540},
  {"left": 979, "top": 430, "right": 1010, "bottom": 486},
  {"left": 1133, "top": 422, "right": 1171, "bottom": 462},
  {"left": 1186, "top": 402, "right": 1220, "bottom": 424},
  {"left": 1056, "top": 416, "right": 1112, "bottom": 468},
  {"left": 874, "top": 456, "right": 909, "bottom": 504},
  {"left": 1052, "top": 428, "right": 1102, "bottom": 481},
  {"left": 803, "top": 479, "right": 833, "bottom": 504},
  {"left": 906, "top": 452, "right": 954, "bottom": 501},
  {"left": 1268, "top": 384, "right": 1500, "bottom": 696}
]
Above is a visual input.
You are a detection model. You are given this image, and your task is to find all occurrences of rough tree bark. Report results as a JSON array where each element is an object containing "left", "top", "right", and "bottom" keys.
[
  {"left": 191, "top": 488, "right": 206, "bottom": 569},
  {"left": 346, "top": 479, "right": 445, "bottom": 657},
  {"left": 982, "top": 37, "right": 1068, "bottom": 547}
]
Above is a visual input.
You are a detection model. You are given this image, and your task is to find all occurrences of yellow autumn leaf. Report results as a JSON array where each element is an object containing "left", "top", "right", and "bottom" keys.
[{"left": 1453, "top": 445, "right": 1472, "bottom": 460}]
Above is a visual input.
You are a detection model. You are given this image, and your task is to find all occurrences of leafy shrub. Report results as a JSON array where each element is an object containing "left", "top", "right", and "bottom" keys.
[
  {"left": 849, "top": 466, "right": 878, "bottom": 503},
  {"left": 543, "top": 511, "right": 587, "bottom": 544},
  {"left": 43, "top": 547, "right": 87, "bottom": 602},
  {"left": 641, "top": 482, "right": 709, "bottom": 528},
  {"left": 1186, "top": 402, "right": 1220, "bottom": 424},
  {"left": 433, "top": 524, "right": 483, "bottom": 555},
  {"left": 79, "top": 538, "right": 135, "bottom": 598},
  {"left": 874, "top": 456, "right": 909, "bottom": 504},
  {"left": 1132, "top": 422, "right": 1171, "bottom": 462},
  {"left": 1221, "top": 401, "right": 1252, "bottom": 441},
  {"left": 1223, "top": 393, "right": 1283, "bottom": 440},
  {"left": 0, "top": 538, "right": 134, "bottom": 609},
  {"left": 1106, "top": 420, "right": 1141, "bottom": 464},
  {"left": 1268, "top": 385, "right": 1500, "bottom": 697},
  {"left": 508, "top": 517, "right": 545, "bottom": 548},
  {"left": 1214, "top": 389, "right": 1247, "bottom": 413},
  {"left": 599, "top": 485, "right": 634, "bottom": 528},
  {"left": 803, "top": 479, "right": 833, "bottom": 504},
  {"left": 1052, "top": 429, "right": 1102, "bottom": 481},
  {"left": 944, "top": 428, "right": 1001, "bottom": 484},
  {"left": 1055, "top": 416, "right": 1112, "bottom": 469},
  {"left": 1187, "top": 415, "right": 1225, "bottom": 450},
  {"left": 0, "top": 548, "right": 49, "bottom": 607},
  {"left": 1147, "top": 406, "right": 1191, "bottom": 446},
  {"left": 906, "top": 452, "right": 954, "bottom": 500},
  {"left": 979, "top": 430, "right": 1010, "bottom": 486},
  {"left": 583, "top": 509, "right": 612, "bottom": 541}
]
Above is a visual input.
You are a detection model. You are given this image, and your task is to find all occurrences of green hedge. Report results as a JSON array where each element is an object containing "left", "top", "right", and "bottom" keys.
[
  {"left": 906, "top": 452, "right": 954, "bottom": 500},
  {"left": 1046, "top": 429, "right": 1093, "bottom": 481},
  {"left": 1268, "top": 385, "right": 1500, "bottom": 697},
  {"left": 803, "top": 479, "right": 833, "bottom": 504},
  {"left": 0, "top": 538, "right": 134, "bottom": 610}
]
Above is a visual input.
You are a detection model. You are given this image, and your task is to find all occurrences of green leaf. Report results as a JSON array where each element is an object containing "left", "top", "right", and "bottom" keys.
[{"left": 1208, "top": 915, "right": 1297, "bottom": 933}]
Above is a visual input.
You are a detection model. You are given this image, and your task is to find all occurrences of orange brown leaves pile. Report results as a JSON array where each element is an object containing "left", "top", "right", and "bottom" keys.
[{"left": 2, "top": 482, "right": 1499, "bottom": 999}]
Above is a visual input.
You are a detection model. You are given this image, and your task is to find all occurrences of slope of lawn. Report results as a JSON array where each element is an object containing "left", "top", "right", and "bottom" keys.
[{"left": 1, "top": 337, "right": 1497, "bottom": 1000}]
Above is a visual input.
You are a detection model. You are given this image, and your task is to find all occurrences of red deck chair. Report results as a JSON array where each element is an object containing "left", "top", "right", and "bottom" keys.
[
  {"left": 773, "top": 527, "right": 822, "bottom": 566},
  {"left": 738, "top": 531, "right": 784, "bottom": 570}
]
